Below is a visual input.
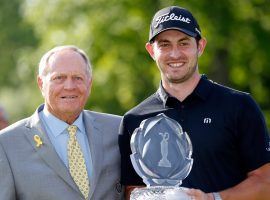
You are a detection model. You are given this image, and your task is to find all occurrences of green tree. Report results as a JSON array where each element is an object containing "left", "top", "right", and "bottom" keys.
[
  {"left": 0, "top": 0, "right": 37, "bottom": 87},
  {"left": 0, "top": 0, "right": 38, "bottom": 122},
  {"left": 1, "top": 0, "right": 270, "bottom": 129}
]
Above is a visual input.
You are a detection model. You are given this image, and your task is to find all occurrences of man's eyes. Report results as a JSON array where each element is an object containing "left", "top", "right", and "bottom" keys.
[
  {"left": 179, "top": 42, "right": 190, "bottom": 46},
  {"left": 159, "top": 43, "right": 170, "bottom": 47},
  {"left": 51, "top": 74, "right": 86, "bottom": 83},
  {"left": 53, "top": 76, "right": 64, "bottom": 80},
  {"left": 74, "top": 76, "right": 83, "bottom": 80},
  {"left": 52, "top": 76, "right": 83, "bottom": 80},
  {"left": 158, "top": 42, "right": 190, "bottom": 48}
]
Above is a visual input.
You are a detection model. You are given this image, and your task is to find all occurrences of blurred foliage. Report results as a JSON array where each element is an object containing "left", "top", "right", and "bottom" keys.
[{"left": 0, "top": 0, "right": 270, "bottom": 129}]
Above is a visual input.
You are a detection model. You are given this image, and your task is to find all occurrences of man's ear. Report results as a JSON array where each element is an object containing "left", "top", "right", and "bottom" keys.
[
  {"left": 198, "top": 37, "right": 207, "bottom": 57},
  {"left": 145, "top": 42, "right": 155, "bottom": 60},
  {"left": 88, "top": 78, "right": 93, "bottom": 95},
  {"left": 37, "top": 76, "right": 45, "bottom": 97}
]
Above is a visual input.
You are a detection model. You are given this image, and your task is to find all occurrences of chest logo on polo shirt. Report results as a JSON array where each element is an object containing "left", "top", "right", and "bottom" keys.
[{"left": 203, "top": 118, "right": 212, "bottom": 124}]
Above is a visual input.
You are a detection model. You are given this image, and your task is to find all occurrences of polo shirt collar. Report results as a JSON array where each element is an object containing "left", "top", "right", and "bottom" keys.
[
  {"left": 157, "top": 74, "right": 212, "bottom": 107},
  {"left": 192, "top": 74, "right": 212, "bottom": 101}
]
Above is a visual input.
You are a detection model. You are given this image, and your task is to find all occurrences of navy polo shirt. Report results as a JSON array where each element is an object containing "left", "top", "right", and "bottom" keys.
[{"left": 119, "top": 75, "right": 270, "bottom": 192}]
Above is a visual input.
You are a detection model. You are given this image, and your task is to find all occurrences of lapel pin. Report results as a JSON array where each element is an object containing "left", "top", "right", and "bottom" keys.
[{"left": 34, "top": 135, "right": 43, "bottom": 147}]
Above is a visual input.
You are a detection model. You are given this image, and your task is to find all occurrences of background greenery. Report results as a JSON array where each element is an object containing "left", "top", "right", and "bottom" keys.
[{"left": 0, "top": 0, "right": 270, "bottom": 129}]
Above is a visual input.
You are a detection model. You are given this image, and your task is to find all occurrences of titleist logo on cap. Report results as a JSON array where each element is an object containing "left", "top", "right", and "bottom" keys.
[{"left": 154, "top": 12, "right": 191, "bottom": 28}]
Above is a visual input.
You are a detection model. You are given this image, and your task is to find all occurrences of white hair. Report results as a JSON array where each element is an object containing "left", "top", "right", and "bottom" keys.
[{"left": 38, "top": 45, "right": 92, "bottom": 78}]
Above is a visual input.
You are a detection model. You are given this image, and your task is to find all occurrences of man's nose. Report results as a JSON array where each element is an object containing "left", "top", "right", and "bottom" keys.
[
  {"left": 169, "top": 46, "right": 181, "bottom": 59},
  {"left": 64, "top": 78, "right": 76, "bottom": 89}
]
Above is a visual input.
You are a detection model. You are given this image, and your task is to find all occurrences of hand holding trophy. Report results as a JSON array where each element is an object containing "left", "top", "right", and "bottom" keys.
[{"left": 130, "top": 113, "right": 193, "bottom": 200}]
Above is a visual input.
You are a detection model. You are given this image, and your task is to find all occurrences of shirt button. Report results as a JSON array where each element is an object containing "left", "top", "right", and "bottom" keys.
[{"left": 181, "top": 105, "right": 185, "bottom": 109}]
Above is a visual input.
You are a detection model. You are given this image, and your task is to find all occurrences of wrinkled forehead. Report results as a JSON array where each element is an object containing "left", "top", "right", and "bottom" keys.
[
  {"left": 40, "top": 48, "right": 91, "bottom": 77},
  {"left": 48, "top": 49, "right": 85, "bottom": 66}
]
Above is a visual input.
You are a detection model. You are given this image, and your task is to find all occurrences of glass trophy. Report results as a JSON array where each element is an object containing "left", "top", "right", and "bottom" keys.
[{"left": 130, "top": 113, "right": 193, "bottom": 200}]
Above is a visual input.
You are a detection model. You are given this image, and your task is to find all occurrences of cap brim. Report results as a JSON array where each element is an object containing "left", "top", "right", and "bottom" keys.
[{"left": 149, "top": 27, "right": 198, "bottom": 42}]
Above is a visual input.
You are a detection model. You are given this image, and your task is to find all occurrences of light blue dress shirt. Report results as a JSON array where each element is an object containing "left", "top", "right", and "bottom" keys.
[{"left": 39, "top": 107, "right": 93, "bottom": 181}]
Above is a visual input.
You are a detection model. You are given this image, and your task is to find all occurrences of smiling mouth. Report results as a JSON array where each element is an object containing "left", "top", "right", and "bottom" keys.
[
  {"left": 61, "top": 96, "right": 78, "bottom": 99},
  {"left": 168, "top": 62, "right": 185, "bottom": 68}
]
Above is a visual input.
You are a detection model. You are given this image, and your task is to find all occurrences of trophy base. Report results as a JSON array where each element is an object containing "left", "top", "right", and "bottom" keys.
[{"left": 130, "top": 186, "right": 191, "bottom": 200}]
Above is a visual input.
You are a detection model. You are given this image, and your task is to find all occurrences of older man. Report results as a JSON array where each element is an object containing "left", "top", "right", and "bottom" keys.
[{"left": 0, "top": 45, "right": 123, "bottom": 200}]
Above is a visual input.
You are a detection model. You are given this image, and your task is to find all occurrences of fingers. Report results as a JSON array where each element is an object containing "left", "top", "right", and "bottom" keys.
[
  {"left": 185, "top": 188, "right": 213, "bottom": 200},
  {"left": 186, "top": 188, "right": 203, "bottom": 196}
]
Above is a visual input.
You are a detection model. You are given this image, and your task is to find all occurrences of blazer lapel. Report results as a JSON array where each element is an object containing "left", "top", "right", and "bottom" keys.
[
  {"left": 83, "top": 111, "right": 104, "bottom": 199},
  {"left": 24, "top": 106, "right": 81, "bottom": 195}
]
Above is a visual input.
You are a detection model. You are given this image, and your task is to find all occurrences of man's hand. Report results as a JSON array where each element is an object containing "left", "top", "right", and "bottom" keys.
[{"left": 186, "top": 188, "right": 214, "bottom": 200}]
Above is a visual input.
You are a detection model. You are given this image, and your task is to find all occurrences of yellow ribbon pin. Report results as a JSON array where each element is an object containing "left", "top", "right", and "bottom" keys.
[{"left": 34, "top": 135, "right": 43, "bottom": 147}]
